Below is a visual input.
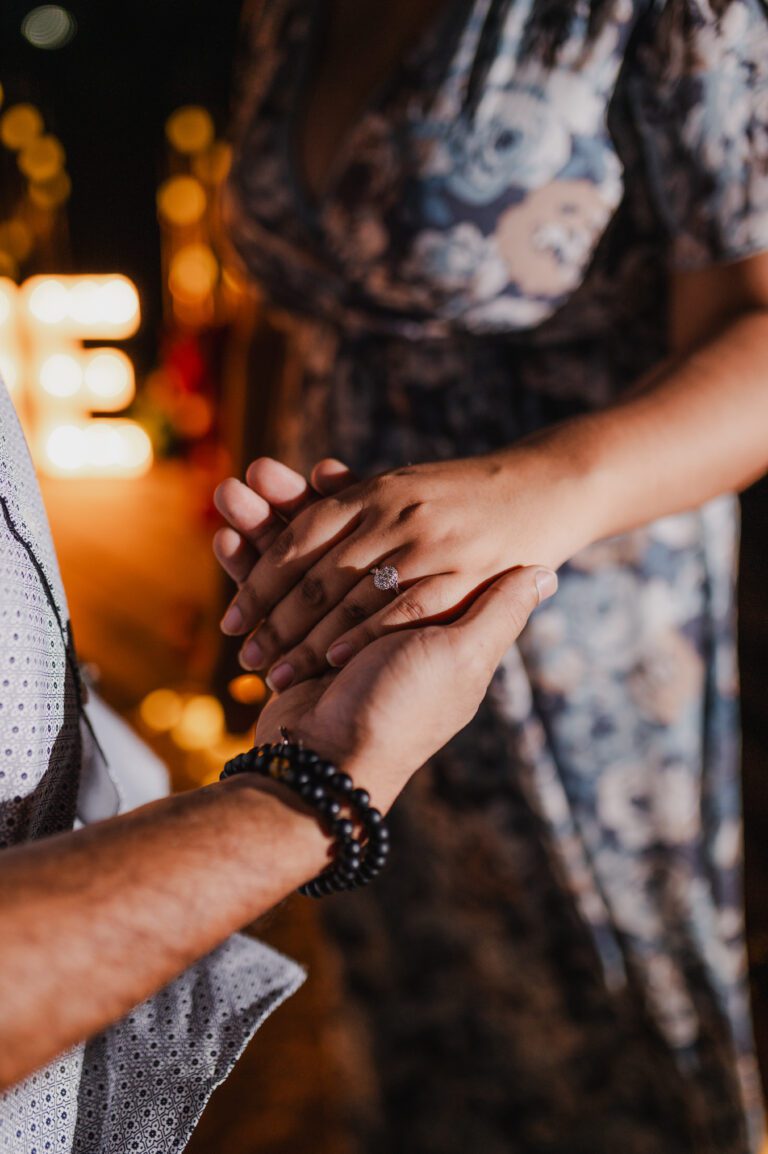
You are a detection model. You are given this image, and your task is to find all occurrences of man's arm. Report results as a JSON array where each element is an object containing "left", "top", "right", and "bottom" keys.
[
  {"left": 0, "top": 562, "right": 549, "bottom": 1091},
  {"left": 0, "top": 775, "right": 327, "bottom": 1090}
]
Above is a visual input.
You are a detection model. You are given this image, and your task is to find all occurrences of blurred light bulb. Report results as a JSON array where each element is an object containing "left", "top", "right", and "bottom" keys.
[
  {"left": 21, "top": 5, "right": 76, "bottom": 49},
  {"left": 99, "top": 277, "right": 140, "bottom": 327},
  {"left": 18, "top": 134, "right": 65, "bottom": 182},
  {"left": 0, "top": 354, "right": 19, "bottom": 395},
  {"left": 40, "top": 352, "right": 82, "bottom": 397},
  {"left": 0, "top": 104, "right": 43, "bottom": 151},
  {"left": 28, "top": 277, "right": 69, "bottom": 323},
  {"left": 165, "top": 106, "right": 214, "bottom": 155},
  {"left": 228, "top": 674, "right": 268, "bottom": 705},
  {"left": 0, "top": 220, "right": 33, "bottom": 262},
  {"left": 140, "top": 688, "right": 183, "bottom": 732},
  {"left": 28, "top": 170, "right": 71, "bottom": 210},
  {"left": 156, "top": 175, "right": 207, "bottom": 227},
  {"left": 168, "top": 244, "right": 218, "bottom": 304},
  {"left": 172, "top": 695, "right": 225, "bottom": 750},
  {"left": 192, "top": 141, "right": 232, "bottom": 186},
  {"left": 46, "top": 424, "right": 86, "bottom": 471},
  {"left": 0, "top": 280, "right": 16, "bottom": 326},
  {"left": 84, "top": 350, "right": 134, "bottom": 405}
]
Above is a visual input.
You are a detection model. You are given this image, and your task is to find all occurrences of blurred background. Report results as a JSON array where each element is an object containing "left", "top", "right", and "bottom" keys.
[{"left": 0, "top": 2, "right": 766, "bottom": 1150}]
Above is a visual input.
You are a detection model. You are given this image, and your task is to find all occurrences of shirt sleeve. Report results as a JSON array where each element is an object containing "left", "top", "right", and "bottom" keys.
[{"left": 629, "top": 0, "right": 768, "bottom": 268}]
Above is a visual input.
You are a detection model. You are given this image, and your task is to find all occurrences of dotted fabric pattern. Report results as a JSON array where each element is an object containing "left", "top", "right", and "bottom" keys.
[{"left": 0, "top": 383, "right": 305, "bottom": 1153}]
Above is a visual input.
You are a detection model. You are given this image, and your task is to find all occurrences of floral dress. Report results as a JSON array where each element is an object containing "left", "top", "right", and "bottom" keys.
[{"left": 226, "top": 0, "right": 768, "bottom": 1150}]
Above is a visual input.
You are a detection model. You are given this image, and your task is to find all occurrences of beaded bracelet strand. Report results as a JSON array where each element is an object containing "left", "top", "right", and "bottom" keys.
[{"left": 220, "top": 728, "right": 390, "bottom": 898}]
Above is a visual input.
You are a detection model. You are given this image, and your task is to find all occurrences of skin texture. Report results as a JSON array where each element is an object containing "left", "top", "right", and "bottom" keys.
[
  {"left": 215, "top": 253, "right": 768, "bottom": 692},
  {"left": 0, "top": 562, "right": 551, "bottom": 1091}
]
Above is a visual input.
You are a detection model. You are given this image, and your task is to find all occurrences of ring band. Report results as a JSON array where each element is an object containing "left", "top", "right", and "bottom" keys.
[{"left": 371, "top": 565, "right": 400, "bottom": 594}]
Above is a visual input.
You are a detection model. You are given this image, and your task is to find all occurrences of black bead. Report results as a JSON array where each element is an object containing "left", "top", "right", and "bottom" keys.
[
  {"left": 364, "top": 807, "right": 383, "bottom": 826},
  {"left": 330, "top": 772, "right": 354, "bottom": 793},
  {"left": 368, "top": 853, "right": 389, "bottom": 870},
  {"left": 332, "top": 818, "right": 354, "bottom": 839},
  {"left": 350, "top": 788, "right": 371, "bottom": 809},
  {"left": 317, "top": 798, "right": 342, "bottom": 818},
  {"left": 317, "top": 762, "right": 336, "bottom": 780}
]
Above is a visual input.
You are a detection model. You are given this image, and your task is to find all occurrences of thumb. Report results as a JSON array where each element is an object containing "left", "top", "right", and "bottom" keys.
[{"left": 449, "top": 566, "right": 558, "bottom": 662}]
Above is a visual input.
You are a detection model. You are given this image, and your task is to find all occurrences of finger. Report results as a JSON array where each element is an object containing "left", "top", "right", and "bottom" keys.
[
  {"left": 311, "top": 457, "right": 357, "bottom": 496},
  {"left": 237, "top": 538, "right": 417, "bottom": 672},
  {"left": 245, "top": 457, "right": 316, "bottom": 519},
  {"left": 220, "top": 496, "right": 363, "bottom": 635},
  {"left": 212, "top": 526, "right": 257, "bottom": 585},
  {"left": 238, "top": 549, "right": 405, "bottom": 677},
  {"left": 448, "top": 566, "right": 558, "bottom": 668},
  {"left": 214, "top": 477, "right": 287, "bottom": 555},
  {"left": 321, "top": 571, "right": 468, "bottom": 670},
  {"left": 258, "top": 569, "right": 462, "bottom": 690}
]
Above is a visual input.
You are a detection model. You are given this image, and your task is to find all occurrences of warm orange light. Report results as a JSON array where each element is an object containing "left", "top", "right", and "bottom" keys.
[
  {"left": 18, "top": 134, "right": 65, "bottom": 182},
  {"left": 192, "top": 141, "right": 232, "bottom": 186},
  {"left": 42, "top": 419, "right": 152, "bottom": 477},
  {"left": 228, "top": 674, "right": 268, "bottom": 705},
  {"left": 157, "top": 175, "right": 207, "bottom": 227},
  {"left": 28, "top": 170, "right": 71, "bottom": 209},
  {"left": 0, "top": 104, "right": 43, "bottom": 151},
  {"left": 171, "top": 694, "right": 225, "bottom": 750},
  {"left": 168, "top": 244, "right": 218, "bottom": 305},
  {"left": 0, "top": 279, "right": 16, "bottom": 327},
  {"left": 140, "top": 688, "right": 183, "bottom": 732},
  {"left": 165, "top": 107, "right": 214, "bottom": 156},
  {"left": 84, "top": 350, "right": 134, "bottom": 407},
  {"left": 0, "top": 220, "right": 33, "bottom": 263},
  {"left": 24, "top": 275, "right": 140, "bottom": 338}
]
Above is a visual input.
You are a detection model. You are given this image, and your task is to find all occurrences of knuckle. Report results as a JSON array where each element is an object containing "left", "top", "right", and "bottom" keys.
[
  {"left": 341, "top": 598, "right": 369, "bottom": 626},
  {"left": 393, "top": 500, "right": 424, "bottom": 527},
  {"left": 268, "top": 527, "right": 295, "bottom": 565},
  {"left": 293, "top": 642, "right": 321, "bottom": 672},
  {"left": 300, "top": 574, "right": 326, "bottom": 607},
  {"left": 257, "top": 618, "right": 284, "bottom": 653},
  {"left": 391, "top": 595, "right": 425, "bottom": 625}
]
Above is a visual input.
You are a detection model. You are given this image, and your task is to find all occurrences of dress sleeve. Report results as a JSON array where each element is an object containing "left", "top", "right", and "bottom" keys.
[{"left": 629, "top": 0, "right": 768, "bottom": 268}]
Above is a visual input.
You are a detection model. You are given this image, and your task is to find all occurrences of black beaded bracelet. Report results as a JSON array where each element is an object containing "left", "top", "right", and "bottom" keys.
[{"left": 220, "top": 729, "right": 390, "bottom": 898}]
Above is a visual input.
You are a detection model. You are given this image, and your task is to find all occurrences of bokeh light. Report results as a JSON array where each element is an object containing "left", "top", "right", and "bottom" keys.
[
  {"left": 165, "top": 107, "right": 214, "bottom": 156},
  {"left": 40, "top": 352, "right": 82, "bottom": 397},
  {"left": 28, "top": 170, "right": 71, "bottom": 210},
  {"left": 0, "top": 220, "right": 34, "bottom": 263},
  {"left": 43, "top": 420, "right": 153, "bottom": 476},
  {"left": 21, "top": 5, "right": 77, "bottom": 49},
  {"left": 18, "top": 134, "right": 66, "bottom": 182},
  {"left": 0, "top": 104, "right": 43, "bottom": 151},
  {"left": 168, "top": 244, "right": 218, "bottom": 304},
  {"left": 171, "top": 694, "right": 225, "bottom": 750},
  {"left": 228, "top": 674, "right": 268, "bottom": 705},
  {"left": 140, "top": 688, "right": 184, "bottom": 732},
  {"left": 192, "top": 142, "right": 232, "bottom": 186},
  {"left": 157, "top": 175, "right": 207, "bottom": 227},
  {"left": 84, "top": 350, "right": 135, "bottom": 406}
]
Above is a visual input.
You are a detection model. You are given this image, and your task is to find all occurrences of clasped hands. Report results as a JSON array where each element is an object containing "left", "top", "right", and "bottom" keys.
[{"left": 214, "top": 452, "right": 574, "bottom": 695}]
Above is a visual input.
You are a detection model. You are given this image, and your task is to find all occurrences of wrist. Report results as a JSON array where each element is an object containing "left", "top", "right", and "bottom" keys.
[{"left": 492, "top": 418, "right": 611, "bottom": 565}]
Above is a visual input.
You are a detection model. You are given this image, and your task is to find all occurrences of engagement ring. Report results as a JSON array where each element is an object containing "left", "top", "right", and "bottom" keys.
[{"left": 371, "top": 565, "right": 400, "bottom": 594}]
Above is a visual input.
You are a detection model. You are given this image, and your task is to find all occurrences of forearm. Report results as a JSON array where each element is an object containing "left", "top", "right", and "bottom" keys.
[
  {"left": 0, "top": 775, "right": 328, "bottom": 1089},
  {"left": 510, "top": 308, "right": 768, "bottom": 553}
]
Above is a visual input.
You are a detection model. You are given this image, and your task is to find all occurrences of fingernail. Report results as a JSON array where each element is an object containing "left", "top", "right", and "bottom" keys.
[
  {"left": 535, "top": 568, "right": 559, "bottom": 604},
  {"left": 327, "top": 642, "right": 354, "bottom": 668},
  {"left": 266, "top": 662, "right": 295, "bottom": 692},
  {"left": 220, "top": 603, "right": 244, "bottom": 634},
  {"left": 239, "top": 638, "right": 264, "bottom": 670}
]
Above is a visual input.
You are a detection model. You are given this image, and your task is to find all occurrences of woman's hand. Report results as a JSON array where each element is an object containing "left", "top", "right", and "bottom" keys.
[
  {"left": 252, "top": 563, "right": 557, "bottom": 813},
  {"left": 216, "top": 446, "right": 593, "bottom": 691}
]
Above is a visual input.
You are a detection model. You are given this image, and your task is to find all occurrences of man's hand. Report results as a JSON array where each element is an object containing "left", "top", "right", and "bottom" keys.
[{"left": 253, "top": 563, "right": 557, "bottom": 812}]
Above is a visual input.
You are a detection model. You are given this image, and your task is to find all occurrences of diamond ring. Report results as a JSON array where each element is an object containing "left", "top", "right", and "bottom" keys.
[{"left": 371, "top": 565, "right": 400, "bottom": 594}]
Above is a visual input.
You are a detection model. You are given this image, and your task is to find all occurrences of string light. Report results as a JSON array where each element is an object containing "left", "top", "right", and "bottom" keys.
[
  {"left": 0, "top": 104, "right": 43, "bottom": 151},
  {"left": 140, "top": 688, "right": 184, "bottom": 732},
  {"left": 18, "top": 134, "right": 66, "bottom": 183},
  {"left": 21, "top": 5, "right": 77, "bottom": 49},
  {"left": 28, "top": 170, "right": 71, "bottom": 210},
  {"left": 84, "top": 350, "right": 134, "bottom": 407},
  {"left": 165, "top": 107, "right": 214, "bottom": 155},
  {"left": 168, "top": 244, "right": 218, "bottom": 304},
  {"left": 156, "top": 176, "right": 207, "bottom": 227},
  {"left": 228, "top": 674, "right": 268, "bottom": 705},
  {"left": 171, "top": 695, "right": 225, "bottom": 750}
]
